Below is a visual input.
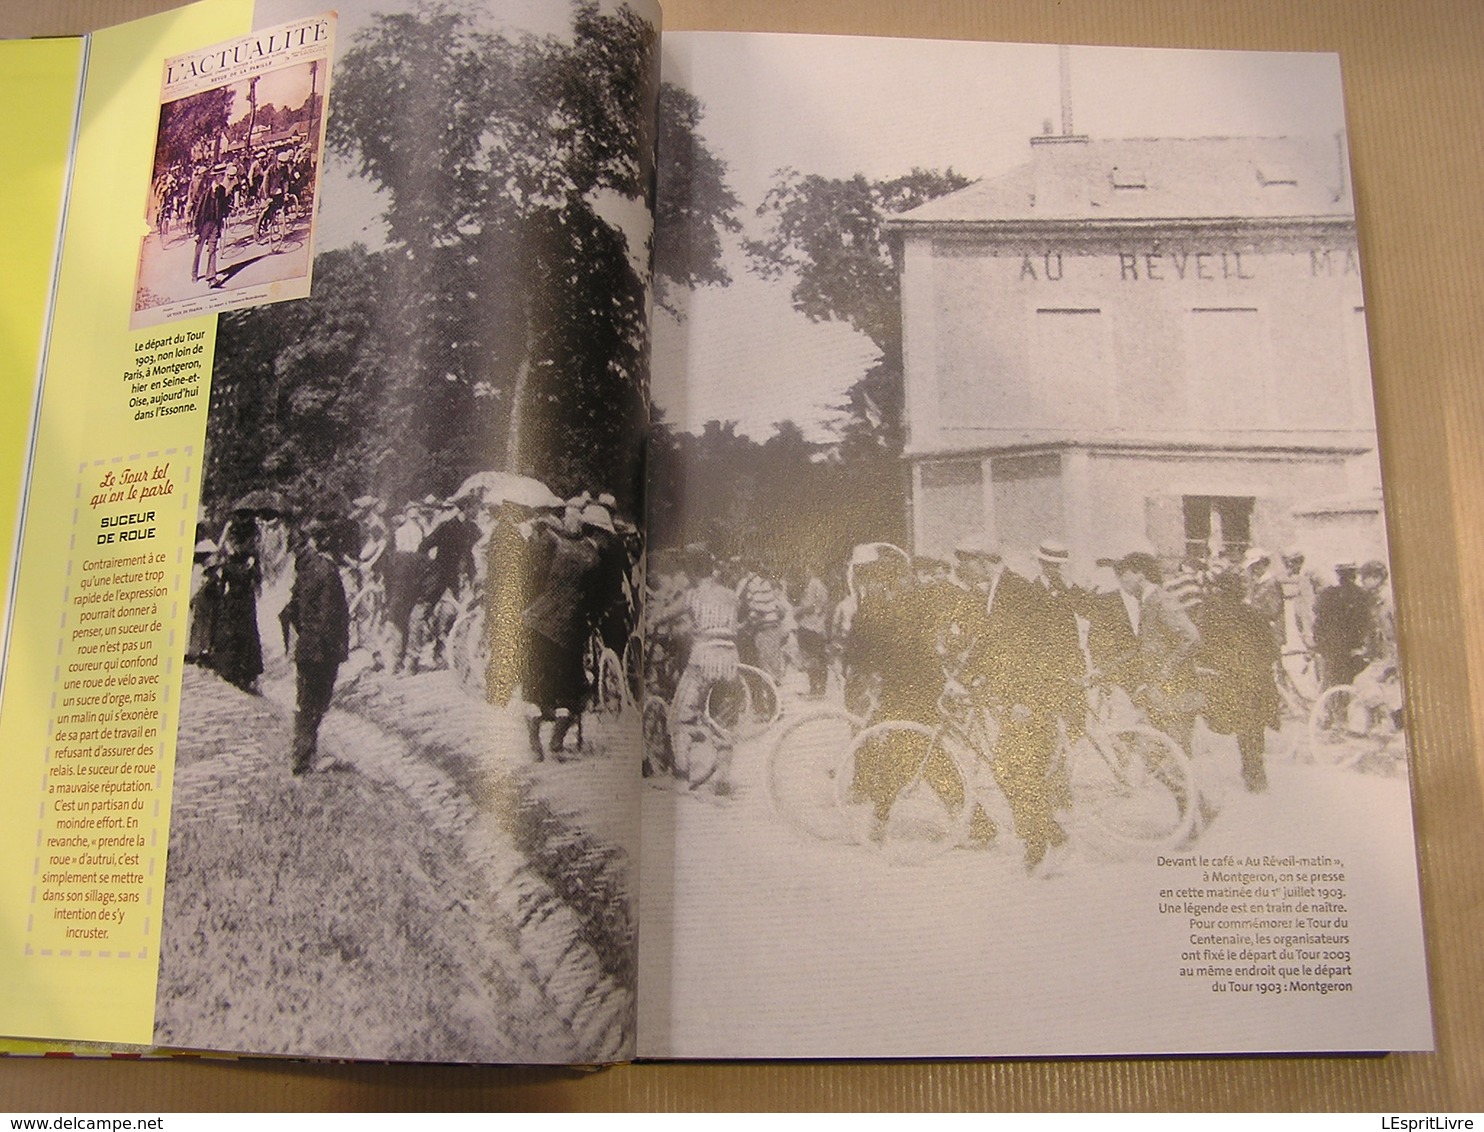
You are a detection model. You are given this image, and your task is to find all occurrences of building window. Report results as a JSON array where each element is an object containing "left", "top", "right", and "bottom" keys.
[{"left": 1182, "top": 494, "right": 1254, "bottom": 562}]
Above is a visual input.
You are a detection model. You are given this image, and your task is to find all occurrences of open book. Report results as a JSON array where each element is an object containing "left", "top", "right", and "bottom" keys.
[{"left": 0, "top": 0, "right": 1432, "bottom": 1063}]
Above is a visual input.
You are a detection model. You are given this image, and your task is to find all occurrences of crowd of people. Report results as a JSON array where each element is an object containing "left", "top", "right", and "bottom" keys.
[
  {"left": 185, "top": 489, "right": 1398, "bottom": 821},
  {"left": 152, "top": 141, "right": 317, "bottom": 288},
  {"left": 185, "top": 482, "right": 641, "bottom": 773},
  {"left": 187, "top": 507, "right": 349, "bottom": 775},
  {"left": 643, "top": 535, "right": 1402, "bottom": 870}
]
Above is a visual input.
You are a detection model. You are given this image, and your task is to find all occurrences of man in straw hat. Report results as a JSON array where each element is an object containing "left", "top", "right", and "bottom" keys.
[{"left": 953, "top": 534, "right": 1069, "bottom": 873}]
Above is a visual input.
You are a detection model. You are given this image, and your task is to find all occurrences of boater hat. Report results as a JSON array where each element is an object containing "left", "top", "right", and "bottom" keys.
[
  {"left": 1037, "top": 540, "right": 1070, "bottom": 564},
  {"left": 580, "top": 503, "right": 615, "bottom": 533},
  {"left": 953, "top": 532, "right": 1002, "bottom": 561},
  {"left": 1113, "top": 551, "right": 1162, "bottom": 583},
  {"left": 1243, "top": 547, "right": 1272, "bottom": 569}
]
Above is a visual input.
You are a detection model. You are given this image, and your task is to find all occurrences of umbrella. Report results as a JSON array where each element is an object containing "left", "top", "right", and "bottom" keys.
[
  {"left": 453, "top": 471, "right": 561, "bottom": 510},
  {"left": 230, "top": 488, "right": 292, "bottom": 517}
]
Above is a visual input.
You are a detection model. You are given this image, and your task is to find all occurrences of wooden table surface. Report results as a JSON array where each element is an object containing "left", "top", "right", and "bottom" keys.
[{"left": 2, "top": 0, "right": 1482, "bottom": 1112}]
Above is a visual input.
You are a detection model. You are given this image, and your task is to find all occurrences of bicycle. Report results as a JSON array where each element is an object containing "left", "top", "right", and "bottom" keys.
[
  {"left": 621, "top": 629, "right": 644, "bottom": 712},
  {"left": 585, "top": 633, "right": 626, "bottom": 721},
  {"left": 773, "top": 673, "right": 1195, "bottom": 864},
  {"left": 704, "top": 662, "right": 781, "bottom": 741},
  {"left": 766, "top": 705, "right": 866, "bottom": 841},
  {"left": 446, "top": 600, "right": 488, "bottom": 699},
  {"left": 257, "top": 191, "right": 299, "bottom": 252},
  {"left": 1275, "top": 645, "right": 1320, "bottom": 720},
  {"left": 765, "top": 666, "right": 886, "bottom": 841},
  {"left": 1307, "top": 661, "right": 1405, "bottom": 770},
  {"left": 649, "top": 646, "right": 775, "bottom": 792},
  {"left": 1065, "top": 679, "right": 1195, "bottom": 849},
  {"left": 833, "top": 680, "right": 1013, "bottom": 865},
  {"left": 346, "top": 573, "right": 387, "bottom": 654}
]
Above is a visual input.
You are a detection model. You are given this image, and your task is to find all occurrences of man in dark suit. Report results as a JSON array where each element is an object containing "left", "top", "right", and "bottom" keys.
[
  {"left": 953, "top": 534, "right": 1067, "bottom": 873},
  {"left": 1313, "top": 561, "right": 1370, "bottom": 688},
  {"left": 280, "top": 519, "right": 351, "bottom": 776}
]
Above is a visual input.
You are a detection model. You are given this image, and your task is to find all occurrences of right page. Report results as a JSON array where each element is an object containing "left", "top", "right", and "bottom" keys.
[{"left": 638, "top": 31, "right": 1433, "bottom": 1057}]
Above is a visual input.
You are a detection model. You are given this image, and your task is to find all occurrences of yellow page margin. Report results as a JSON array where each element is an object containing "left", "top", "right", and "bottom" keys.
[{"left": 0, "top": 0, "right": 252, "bottom": 1047}]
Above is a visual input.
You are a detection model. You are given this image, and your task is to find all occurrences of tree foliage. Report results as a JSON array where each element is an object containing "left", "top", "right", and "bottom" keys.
[
  {"left": 202, "top": 2, "right": 738, "bottom": 526},
  {"left": 745, "top": 167, "right": 971, "bottom": 354},
  {"left": 653, "top": 83, "right": 741, "bottom": 313},
  {"left": 646, "top": 414, "right": 908, "bottom": 578},
  {"left": 654, "top": 166, "right": 971, "bottom": 558},
  {"left": 154, "top": 86, "right": 234, "bottom": 178}
]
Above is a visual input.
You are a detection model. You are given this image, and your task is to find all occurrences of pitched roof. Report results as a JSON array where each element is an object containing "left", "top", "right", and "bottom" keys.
[{"left": 891, "top": 135, "right": 1353, "bottom": 226}]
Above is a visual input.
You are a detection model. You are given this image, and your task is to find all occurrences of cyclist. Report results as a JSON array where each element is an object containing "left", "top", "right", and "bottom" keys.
[
  {"left": 520, "top": 500, "right": 604, "bottom": 759},
  {"left": 663, "top": 549, "right": 742, "bottom": 794},
  {"left": 1030, "top": 540, "right": 1089, "bottom": 746},
  {"left": 257, "top": 149, "right": 294, "bottom": 241},
  {"left": 415, "top": 493, "right": 482, "bottom": 669},
  {"left": 789, "top": 563, "right": 831, "bottom": 698},
  {"left": 1242, "top": 548, "right": 1286, "bottom": 651},
  {"left": 736, "top": 558, "right": 792, "bottom": 682},
  {"left": 1107, "top": 551, "right": 1203, "bottom": 757}
]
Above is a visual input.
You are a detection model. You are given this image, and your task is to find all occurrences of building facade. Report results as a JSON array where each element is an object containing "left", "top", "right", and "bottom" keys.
[{"left": 888, "top": 131, "right": 1386, "bottom": 579}]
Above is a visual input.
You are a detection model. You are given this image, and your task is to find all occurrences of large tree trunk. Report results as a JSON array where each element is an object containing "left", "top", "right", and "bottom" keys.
[{"left": 503, "top": 290, "right": 541, "bottom": 476}]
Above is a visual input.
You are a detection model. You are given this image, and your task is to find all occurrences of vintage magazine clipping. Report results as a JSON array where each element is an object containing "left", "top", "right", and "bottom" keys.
[{"left": 130, "top": 12, "right": 335, "bottom": 330}]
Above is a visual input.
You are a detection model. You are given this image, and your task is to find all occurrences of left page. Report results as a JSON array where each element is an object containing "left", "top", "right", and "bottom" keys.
[
  {"left": 0, "top": 0, "right": 656, "bottom": 1064},
  {"left": 0, "top": 36, "right": 85, "bottom": 663}
]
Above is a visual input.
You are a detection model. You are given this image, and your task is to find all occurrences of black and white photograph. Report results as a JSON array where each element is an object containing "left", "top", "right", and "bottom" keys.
[
  {"left": 153, "top": 0, "right": 658, "bottom": 1063},
  {"left": 637, "top": 33, "right": 1429, "bottom": 1058},
  {"left": 131, "top": 14, "right": 333, "bottom": 328}
]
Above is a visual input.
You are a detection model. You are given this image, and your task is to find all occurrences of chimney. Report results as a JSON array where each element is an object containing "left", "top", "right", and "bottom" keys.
[{"left": 1060, "top": 44, "right": 1073, "bottom": 137}]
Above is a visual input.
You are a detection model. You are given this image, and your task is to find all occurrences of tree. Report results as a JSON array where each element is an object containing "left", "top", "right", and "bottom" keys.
[
  {"left": 201, "top": 2, "right": 740, "bottom": 524},
  {"left": 204, "top": 246, "right": 391, "bottom": 517},
  {"left": 736, "top": 167, "right": 971, "bottom": 547},
  {"left": 745, "top": 167, "right": 971, "bottom": 451},
  {"left": 153, "top": 85, "right": 233, "bottom": 178},
  {"left": 653, "top": 82, "right": 741, "bottom": 314},
  {"left": 319, "top": 3, "right": 737, "bottom": 503}
]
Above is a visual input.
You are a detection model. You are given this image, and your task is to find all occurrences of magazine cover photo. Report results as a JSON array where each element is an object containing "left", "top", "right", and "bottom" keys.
[
  {"left": 152, "top": 0, "right": 659, "bottom": 1064},
  {"left": 636, "top": 33, "right": 1431, "bottom": 1057},
  {"left": 131, "top": 14, "right": 334, "bottom": 329}
]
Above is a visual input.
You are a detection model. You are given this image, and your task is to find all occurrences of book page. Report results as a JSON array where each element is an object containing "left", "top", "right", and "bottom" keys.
[
  {"left": 0, "top": 37, "right": 85, "bottom": 653},
  {"left": 0, "top": 0, "right": 657, "bottom": 1065},
  {"left": 638, "top": 31, "right": 1433, "bottom": 1057}
]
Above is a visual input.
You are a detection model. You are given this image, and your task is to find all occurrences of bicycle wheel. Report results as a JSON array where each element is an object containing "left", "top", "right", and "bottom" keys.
[
  {"left": 1080, "top": 725, "right": 1195, "bottom": 848},
  {"left": 446, "top": 605, "right": 488, "bottom": 699},
  {"left": 1308, "top": 684, "right": 1386, "bottom": 769},
  {"left": 347, "top": 581, "right": 384, "bottom": 652},
  {"left": 642, "top": 695, "right": 673, "bottom": 778},
  {"left": 839, "top": 721, "right": 972, "bottom": 865},
  {"left": 1277, "top": 649, "right": 1320, "bottom": 720},
  {"left": 595, "top": 646, "right": 626, "bottom": 717},
  {"left": 704, "top": 663, "right": 781, "bottom": 741},
  {"left": 767, "top": 707, "right": 862, "bottom": 841},
  {"left": 621, "top": 634, "right": 644, "bottom": 711}
]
